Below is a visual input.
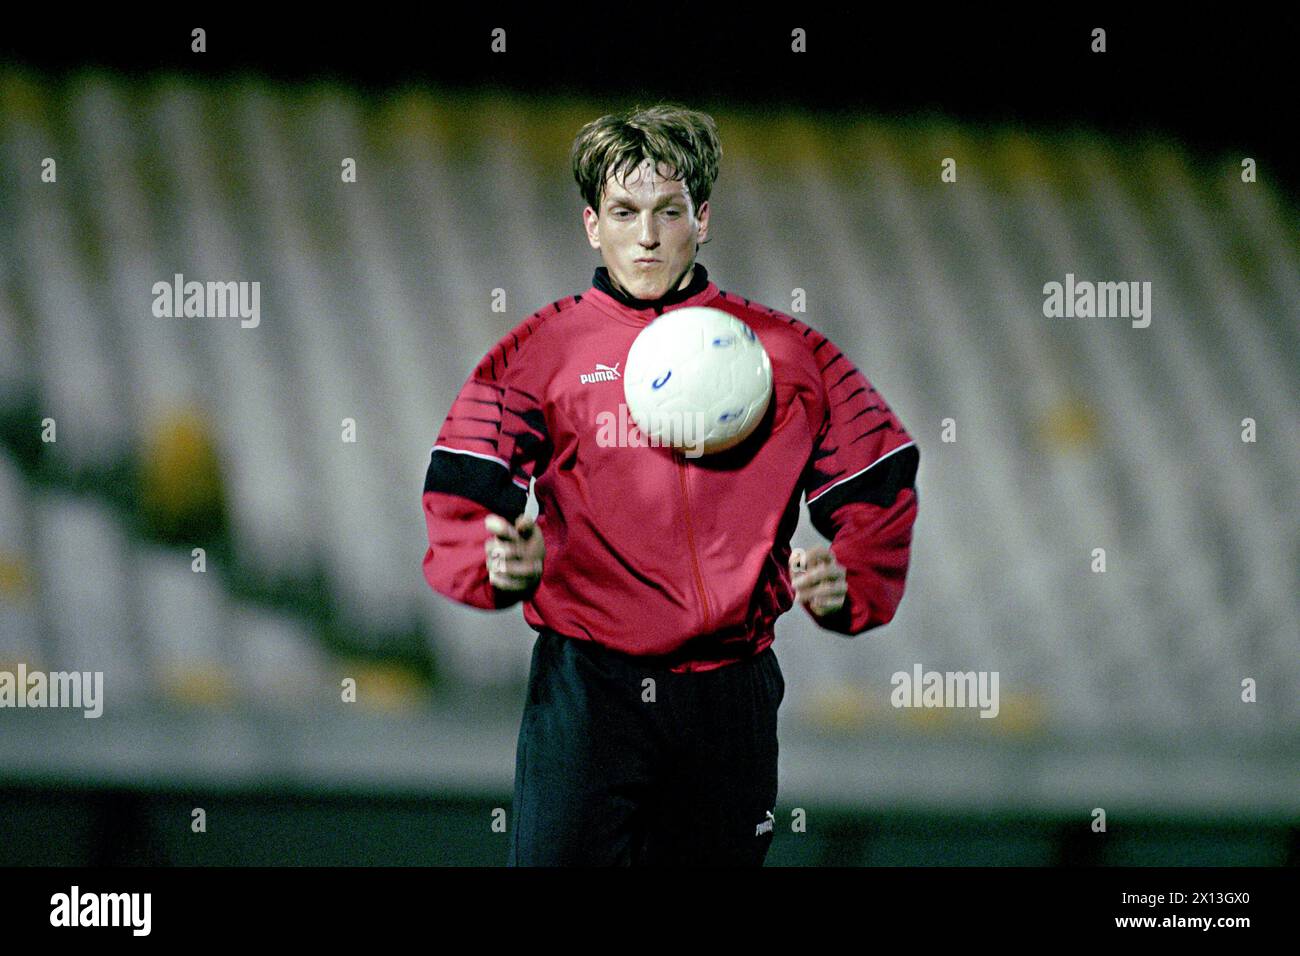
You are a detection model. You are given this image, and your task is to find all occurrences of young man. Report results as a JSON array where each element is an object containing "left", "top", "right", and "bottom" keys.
[{"left": 422, "top": 104, "right": 920, "bottom": 865}]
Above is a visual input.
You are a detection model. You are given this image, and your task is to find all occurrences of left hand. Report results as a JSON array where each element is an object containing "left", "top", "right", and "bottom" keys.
[{"left": 789, "top": 546, "right": 848, "bottom": 617}]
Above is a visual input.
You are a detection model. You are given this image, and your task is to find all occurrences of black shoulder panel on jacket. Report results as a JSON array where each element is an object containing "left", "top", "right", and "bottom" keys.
[
  {"left": 807, "top": 444, "right": 918, "bottom": 533},
  {"left": 424, "top": 449, "right": 528, "bottom": 520}
]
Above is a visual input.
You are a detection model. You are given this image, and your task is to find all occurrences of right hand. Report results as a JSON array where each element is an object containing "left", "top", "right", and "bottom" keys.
[{"left": 484, "top": 513, "right": 545, "bottom": 592}]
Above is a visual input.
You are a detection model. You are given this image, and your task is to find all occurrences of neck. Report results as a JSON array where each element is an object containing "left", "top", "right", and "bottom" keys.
[
  {"left": 596, "top": 261, "right": 708, "bottom": 311},
  {"left": 614, "top": 263, "right": 692, "bottom": 300}
]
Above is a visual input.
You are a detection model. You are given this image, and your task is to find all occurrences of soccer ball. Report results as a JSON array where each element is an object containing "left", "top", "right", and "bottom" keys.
[{"left": 623, "top": 306, "right": 773, "bottom": 456}]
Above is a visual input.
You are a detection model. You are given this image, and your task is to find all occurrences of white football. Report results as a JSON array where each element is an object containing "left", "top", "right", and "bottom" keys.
[{"left": 623, "top": 306, "right": 773, "bottom": 456}]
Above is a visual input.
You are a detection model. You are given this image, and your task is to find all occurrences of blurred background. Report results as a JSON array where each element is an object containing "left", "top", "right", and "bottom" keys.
[{"left": 0, "top": 14, "right": 1296, "bottom": 865}]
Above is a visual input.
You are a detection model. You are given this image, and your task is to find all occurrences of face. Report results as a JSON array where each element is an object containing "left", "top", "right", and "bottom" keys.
[{"left": 583, "top": 157, "right": 709, "bottom": 301}]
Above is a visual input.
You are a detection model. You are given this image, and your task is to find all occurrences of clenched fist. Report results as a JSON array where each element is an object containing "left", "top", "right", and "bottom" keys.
[
  {"left": 485, "top": 513, "right": 545, "bottom": 592},
  {"left": 789, "top": 546, "right": 847, "bottom": 617}
]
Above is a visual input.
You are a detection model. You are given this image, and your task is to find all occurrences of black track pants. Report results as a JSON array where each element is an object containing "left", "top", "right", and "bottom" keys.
[{"left": 508, "top": 628, "right": 785, "bottom": 866}]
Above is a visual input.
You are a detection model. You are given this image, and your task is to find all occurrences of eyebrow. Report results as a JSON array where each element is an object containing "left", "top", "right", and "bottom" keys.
[{"left": 606, "top": 195, "right": 685, "bottom": 209}]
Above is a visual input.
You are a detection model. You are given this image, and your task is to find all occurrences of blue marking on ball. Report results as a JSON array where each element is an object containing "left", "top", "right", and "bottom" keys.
[
  {"left": 652, "top": 370, "right": 672, "bottom": 389},
  {"left": 711, "top": 335, "right": 734, "bottom": 347}
]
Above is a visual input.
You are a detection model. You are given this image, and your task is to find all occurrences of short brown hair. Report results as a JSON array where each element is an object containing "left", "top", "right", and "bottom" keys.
[{"left": 571, "top": 103, "right": 722, "bottom": 214}]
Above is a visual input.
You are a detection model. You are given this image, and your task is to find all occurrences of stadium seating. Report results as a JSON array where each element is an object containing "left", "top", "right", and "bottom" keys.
[{"left": 0, "top": 74, "right": 1295, "bottom": 752}]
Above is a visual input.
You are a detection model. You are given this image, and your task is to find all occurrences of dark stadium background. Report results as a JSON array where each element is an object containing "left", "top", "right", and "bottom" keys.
[{"left": 0, "top": 12, "right": 1295, "bottom": 866}]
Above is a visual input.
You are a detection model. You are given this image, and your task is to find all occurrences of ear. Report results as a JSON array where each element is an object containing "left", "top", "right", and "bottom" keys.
[
  {"left": 582, "top": 205, "right": 601, "bottom": 250},
  {"left": 695, "top": 199, "right": 710, "bottom": 245}
]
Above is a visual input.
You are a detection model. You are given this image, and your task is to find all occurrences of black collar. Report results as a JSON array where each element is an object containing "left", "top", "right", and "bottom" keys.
[{"left": 593, "top": 262, "right": 710, "bottom": 312}]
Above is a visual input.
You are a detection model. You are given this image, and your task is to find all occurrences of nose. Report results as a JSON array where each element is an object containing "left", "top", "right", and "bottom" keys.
[{"left": 637, "top": 211, "right": 659, "bottom": 247}]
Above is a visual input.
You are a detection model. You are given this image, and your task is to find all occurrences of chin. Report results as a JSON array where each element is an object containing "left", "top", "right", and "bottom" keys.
[{"left": 624, "top": 280, "right": 662, "bottom": 298}]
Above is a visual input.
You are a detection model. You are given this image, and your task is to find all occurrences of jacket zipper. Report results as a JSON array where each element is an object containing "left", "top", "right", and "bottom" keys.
[{"left": 676, "top": 452, "right": 713, "bottom": 635}]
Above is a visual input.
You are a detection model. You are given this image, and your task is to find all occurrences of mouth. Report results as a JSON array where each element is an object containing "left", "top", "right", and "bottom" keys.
[{"left": 634, "top": 258, "right": 660, "bottom": 265}]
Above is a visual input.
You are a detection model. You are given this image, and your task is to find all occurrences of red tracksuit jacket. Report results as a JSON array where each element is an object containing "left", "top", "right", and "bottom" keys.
[{"left": 421, "top": 262, "right": 920, "bottom": 673}]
